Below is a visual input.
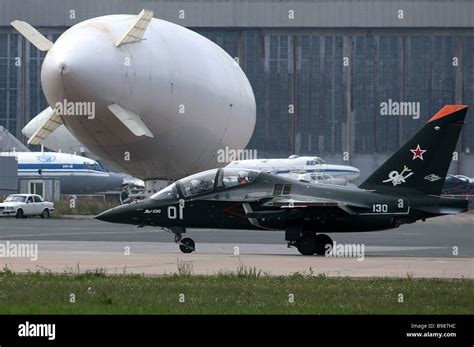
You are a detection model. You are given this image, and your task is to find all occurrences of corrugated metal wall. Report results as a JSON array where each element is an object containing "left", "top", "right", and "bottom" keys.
[{"left": 1, "top": 0, "right": 473, "bottom": 28}]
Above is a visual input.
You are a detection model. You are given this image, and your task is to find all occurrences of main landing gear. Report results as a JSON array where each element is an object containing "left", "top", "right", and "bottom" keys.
[
  {"left": 292, "top": 232, "right": 333, "bottom": 256},
  {"left": 169, "top": 227, "right": 195, "bottom": 254}
]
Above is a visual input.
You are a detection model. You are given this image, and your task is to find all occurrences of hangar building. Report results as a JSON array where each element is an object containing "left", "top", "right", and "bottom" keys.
[{"left": 0, "top": 0, "right": 473, "bottom": 180}]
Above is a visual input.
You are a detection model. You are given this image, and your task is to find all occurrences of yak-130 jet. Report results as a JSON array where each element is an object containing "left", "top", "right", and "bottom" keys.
[{"left": 96, "top": 105, "right": 469, "bottom": 255}]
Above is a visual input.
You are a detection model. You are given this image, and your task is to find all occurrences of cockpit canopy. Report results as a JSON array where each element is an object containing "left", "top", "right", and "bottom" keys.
[
  {"left": 306, "top": 157, "right": 325, "bottom": 165},
  {"left": 180, "top": 169, "right": 218, "bottom": 197},
  {"left": 151, "top": 168, "right": 259, "bottom": 200},
  {"left": 150, "top": 183, "right": 180, "bottom": 200}
]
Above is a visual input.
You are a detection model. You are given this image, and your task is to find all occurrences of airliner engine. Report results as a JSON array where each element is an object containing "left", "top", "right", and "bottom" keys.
[{"left": 15, "top": 9, "right": 256, "bottom": 180}]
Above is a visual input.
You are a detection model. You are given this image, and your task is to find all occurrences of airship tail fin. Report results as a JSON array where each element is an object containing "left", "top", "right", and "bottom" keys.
[
  {"left": 26, "top": 107, "right": 62, "bottom": 145},
  {"left": 115, "top": 9, "right": 153, "bottom": 47},
  {"left": 108, "top": 103, "right": 154, "bottom": 138},
  {"left": 10, "top": 20, "right": 54, "bottom": 51},
  {"left": 359, "top": 105, "right": 468, "bottom": 196}
]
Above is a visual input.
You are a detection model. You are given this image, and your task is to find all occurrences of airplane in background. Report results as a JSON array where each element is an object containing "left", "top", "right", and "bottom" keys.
[
  {"left": 0, "top": 151, "right": 123, "bottom": 194},
  {"left": 442, "top": 174, "right": 474, "bottom": 196},
  {"left": 96, "top": 105, "right": 469, "bottom": 255},
  {"left": 227, "top": 155, "right": 360, "bottom": 185}
]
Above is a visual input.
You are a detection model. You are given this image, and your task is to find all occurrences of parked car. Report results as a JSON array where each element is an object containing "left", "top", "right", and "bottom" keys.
[{"left": 0, "top": 194, "right": 55, "bottom": 218}]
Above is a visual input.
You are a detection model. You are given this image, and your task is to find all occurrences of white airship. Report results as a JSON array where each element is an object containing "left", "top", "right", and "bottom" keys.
[
  {"left": 14, "top": 9, "right": 256, "bottom": 182},
  {"left": 227, "top": 155, "right": 360, "bottom": 185}
]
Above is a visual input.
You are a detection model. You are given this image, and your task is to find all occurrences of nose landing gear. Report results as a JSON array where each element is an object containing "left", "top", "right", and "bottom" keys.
[
  {"left": 169, "top": 227, "right": 195, "bottom": 253},
  {"left": 179, "top": 238, "right": 195, "bottom": 253}
]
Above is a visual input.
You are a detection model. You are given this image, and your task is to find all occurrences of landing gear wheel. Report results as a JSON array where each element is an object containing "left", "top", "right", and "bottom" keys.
[
  {"left": 179, "top": 238, "right": 195, "bottom": 253},
  {"left": 315, "top": 234, "right": 333, "bottom": 256},
  {"left": 296, "top": 234, "right": 317, "bottom": 255}
]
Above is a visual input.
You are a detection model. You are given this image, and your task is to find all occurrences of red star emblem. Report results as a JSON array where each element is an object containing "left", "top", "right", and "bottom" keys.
[{"left": 410, "top": 144, "right": 426, "bottom": 160}]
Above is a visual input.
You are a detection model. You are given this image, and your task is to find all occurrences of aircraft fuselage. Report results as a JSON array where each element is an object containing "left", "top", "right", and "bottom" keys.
[{"left": 96, "top": 172, "right": 467, "bottom": 233}]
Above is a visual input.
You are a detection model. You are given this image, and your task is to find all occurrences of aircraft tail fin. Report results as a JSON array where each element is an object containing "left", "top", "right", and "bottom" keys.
[{"left": 359, "top": 105, "right": 468, "bottom": 195}]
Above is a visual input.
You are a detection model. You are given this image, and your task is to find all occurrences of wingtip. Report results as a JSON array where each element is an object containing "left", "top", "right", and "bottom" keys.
[{"left": 428, "top": 105, "right": 468, "bottom": 123}]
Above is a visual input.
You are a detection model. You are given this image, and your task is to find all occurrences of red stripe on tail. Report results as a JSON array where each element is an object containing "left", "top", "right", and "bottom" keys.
[{"left": 428, "top": 105, "right": 468, "bottom": 123}]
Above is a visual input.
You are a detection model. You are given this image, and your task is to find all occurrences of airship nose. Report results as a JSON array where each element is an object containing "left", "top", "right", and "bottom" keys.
[
  {"left": 41, "top": 26, "right": 128, "bottom": 108},
  {"left": 41, "top": 48, "right": 72, "bottom": 106}
]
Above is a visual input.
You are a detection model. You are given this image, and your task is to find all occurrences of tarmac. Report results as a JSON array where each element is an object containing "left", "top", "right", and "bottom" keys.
[{"left": 0, "top": 214, "right": 472, "bottom": 278}]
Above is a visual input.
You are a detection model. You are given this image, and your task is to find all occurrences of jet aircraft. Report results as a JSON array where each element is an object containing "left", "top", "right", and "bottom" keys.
[{"left": 96, "top": 105, "right": 469, "bottom": 255}]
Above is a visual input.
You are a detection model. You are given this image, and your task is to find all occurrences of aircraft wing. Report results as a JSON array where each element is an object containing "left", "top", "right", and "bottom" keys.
[
  {"left": 241, "top": 195, "right": 368, "bottom": 227},
  {"left": 260, "top": 195, "right": 371, "bottom": 209},
  {"left": 261, "top": 195, "right": 339, "bottom": 208}
]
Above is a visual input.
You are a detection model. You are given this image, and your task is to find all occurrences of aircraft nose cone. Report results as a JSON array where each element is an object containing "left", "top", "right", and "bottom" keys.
[
  {"left": 95, "top": 204, "right": 138, "bottom": 224},
  {"left": 95, "top": 208, "right": 111, "bottom": 222},
  {"left": 95, "top": 206, "right": 120, "bottom": 223}
]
